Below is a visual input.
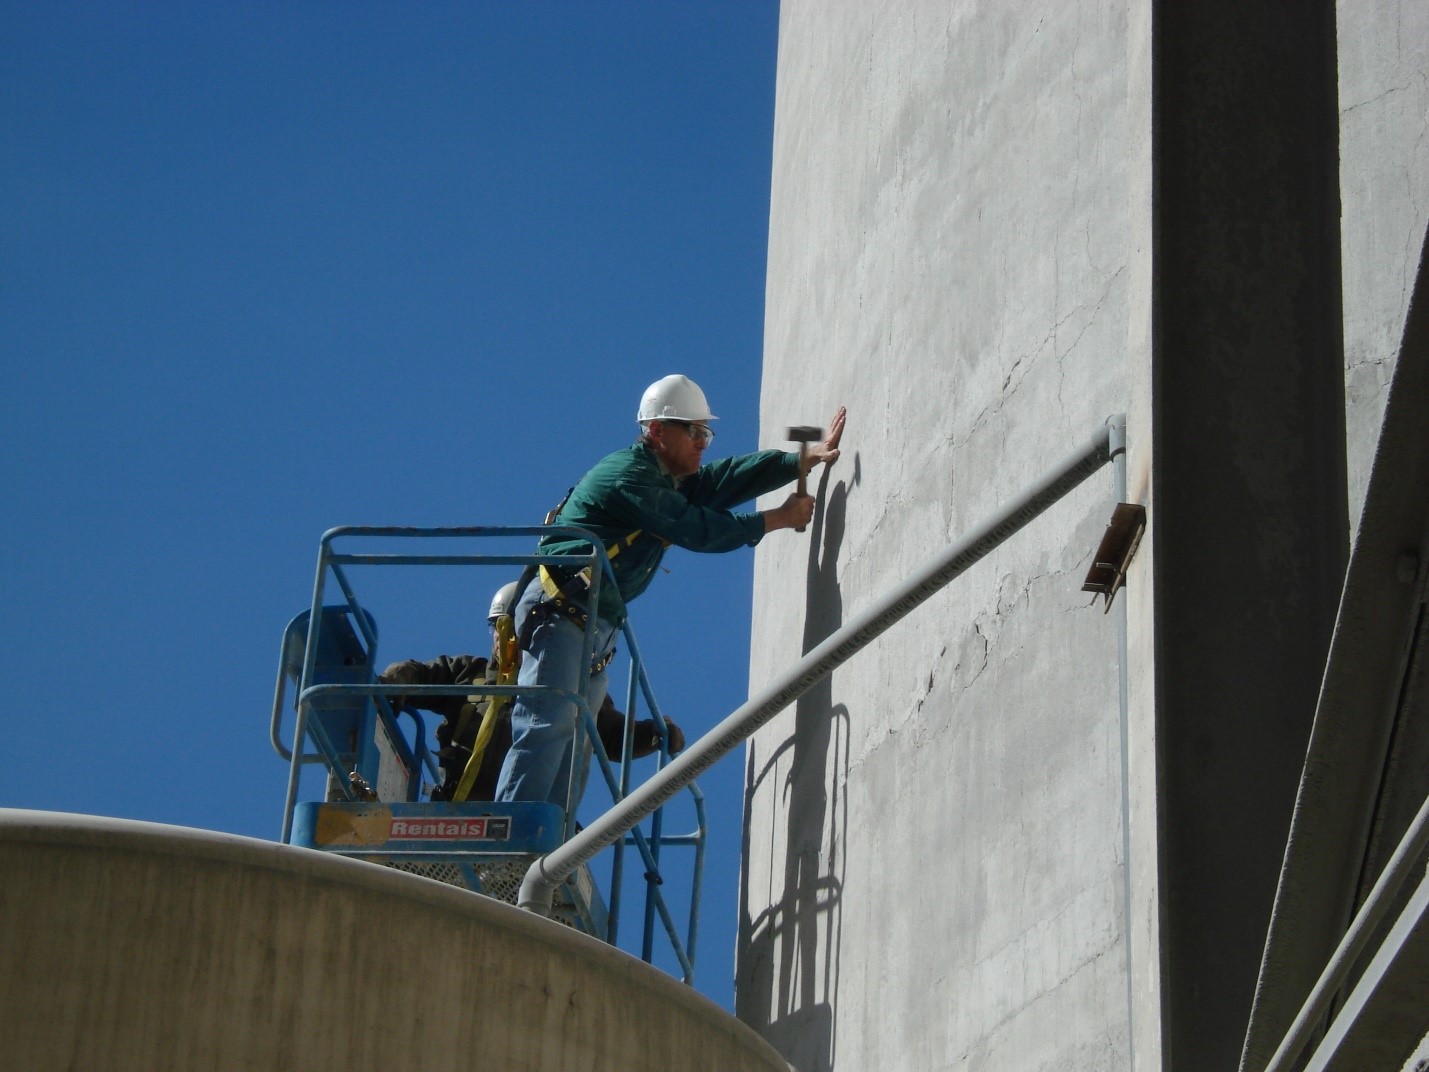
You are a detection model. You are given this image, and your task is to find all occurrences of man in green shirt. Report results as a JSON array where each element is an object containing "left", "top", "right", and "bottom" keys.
[{"left": 495, "top": 374, "right": 845, "bottom": 808}]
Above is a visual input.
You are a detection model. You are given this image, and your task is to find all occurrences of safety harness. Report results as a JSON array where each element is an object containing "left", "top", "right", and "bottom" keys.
[
  {"left": 517, "top": 491, "right": 669, "bottom": 674},
  {"left": 449, "top": 614, "right": 519, "bottom": 803}
]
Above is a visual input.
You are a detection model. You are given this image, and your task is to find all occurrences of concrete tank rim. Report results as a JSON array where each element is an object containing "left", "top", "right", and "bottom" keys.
[{"left": 0, "top": 807, "right": 788, "bottom": 1067}]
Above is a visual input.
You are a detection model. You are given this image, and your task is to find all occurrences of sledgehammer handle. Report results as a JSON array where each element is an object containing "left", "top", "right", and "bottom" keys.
[
  {"left": 786, "top": 425, "right": 821, "bottom": 534},
  {"left": 795, "top": 445, "right": 808, "bottom": 532}
]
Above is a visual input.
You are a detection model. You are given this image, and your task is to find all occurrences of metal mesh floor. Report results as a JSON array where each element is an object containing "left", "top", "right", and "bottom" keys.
[
  {"left": 385, "top": 856, "right": 592, "bottom": 932},
  {"left": 387, "top": 857, "right": 527, "bottom": 900}
]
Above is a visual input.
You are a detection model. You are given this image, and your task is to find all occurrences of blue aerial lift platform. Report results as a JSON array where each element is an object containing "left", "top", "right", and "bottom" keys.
[{"left": 269, "top": 526, "right": 704, "bottom": 976}]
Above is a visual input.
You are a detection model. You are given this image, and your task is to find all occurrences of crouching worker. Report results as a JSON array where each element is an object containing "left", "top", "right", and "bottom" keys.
[{"left": 380, "top": 582, "right": 684, "bottom": 802}]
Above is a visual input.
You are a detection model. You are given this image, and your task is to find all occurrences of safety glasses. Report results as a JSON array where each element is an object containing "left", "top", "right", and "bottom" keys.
[{"left": 673, "top": 422, "right": 715, "bottom": 445}]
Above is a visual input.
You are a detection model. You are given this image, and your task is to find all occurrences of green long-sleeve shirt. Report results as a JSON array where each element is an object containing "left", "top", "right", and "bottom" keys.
[{"left": 539, "top": 440, "right": 801, "bottom": 624}]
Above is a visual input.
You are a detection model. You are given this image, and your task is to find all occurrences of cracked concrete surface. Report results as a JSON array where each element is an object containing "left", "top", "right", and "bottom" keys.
[
  {"left": 738, "top": 2, "right": 1422, "bottom": 1069},
  {"left": 1340, "top": 0, "right": 1429, "bottom": 526},
  {"left": 741, "top": 3, "right": 1128, "bottom": 1069}
]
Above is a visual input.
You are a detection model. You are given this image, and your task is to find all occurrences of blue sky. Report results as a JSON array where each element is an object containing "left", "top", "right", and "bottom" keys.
[{"left": 2, "top": 2, "right": 780, "bottom": 1008}]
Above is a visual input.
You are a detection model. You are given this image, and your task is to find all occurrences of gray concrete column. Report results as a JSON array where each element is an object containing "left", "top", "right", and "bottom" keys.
[{"left": 1133, "top": 2, "right": 1348, "bottom": 1067}]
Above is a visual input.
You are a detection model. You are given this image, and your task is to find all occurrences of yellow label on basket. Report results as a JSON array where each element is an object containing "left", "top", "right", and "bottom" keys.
[{"left": 314, "top": 804, "right": 392, "bottom": 847}]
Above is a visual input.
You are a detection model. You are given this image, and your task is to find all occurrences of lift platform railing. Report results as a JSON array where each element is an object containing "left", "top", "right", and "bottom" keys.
[{"left": 268, "top": 525, "right": 706, "bottom": 982}]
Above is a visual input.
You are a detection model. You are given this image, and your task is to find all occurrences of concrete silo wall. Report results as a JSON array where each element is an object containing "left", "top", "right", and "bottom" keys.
[
  {"left": 0, "top": 811, "right": 790, "bottom": 1072},
  {"left": 741, "top": 2, "right": 1428, "bottom": 1070},
  {"left": 740, "top": 3, "right": 1131, "bottom": 1068},
  {"left": 1339, "top": 0, "right": 1429, "bottom": 524}
]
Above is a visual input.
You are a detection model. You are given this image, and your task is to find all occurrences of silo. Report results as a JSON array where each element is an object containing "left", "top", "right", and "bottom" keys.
[
  {"left": 740, "top": 2, "right": 1426, "bottom": 1069},
  {"left": 0, "top": 811, "right": 789, "bottom": 1072}
]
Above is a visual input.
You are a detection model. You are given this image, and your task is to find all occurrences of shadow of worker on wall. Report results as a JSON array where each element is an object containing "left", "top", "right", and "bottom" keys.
[{"left": 738, "top": 455, "right": 859, "bottom": 1072}]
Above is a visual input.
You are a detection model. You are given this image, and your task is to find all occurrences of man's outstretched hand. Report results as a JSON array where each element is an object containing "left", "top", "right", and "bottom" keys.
[{"left": 801, "top": 406, "right": 847, "bottom": 475}]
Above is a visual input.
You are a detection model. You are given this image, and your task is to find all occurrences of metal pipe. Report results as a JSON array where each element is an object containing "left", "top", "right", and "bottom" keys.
[
  {"left": 269, "top": 624, "right": 296, "bottom": 761},
  {"left": 519, "top": 416, "right": 1123, "bottom": 915},
  {"left": 297, "top": 682, "right": 583, "bottom": 704},
  {"left": 635, "top": 832, "right": 702, "bottom": 847},
  {"left": 327, "top": 565, "right": 376, "bottom": 652},
  {"left": 1262, "top": 786, "right": 1429, "bottom": 1072},
  {"left": 642, "top": 794, "right": 666, "bottom": 963},
  {"left": 326, "top": 553, "right": 558, "bottom": 567},
  {"left": 686, "top": 789, "right": 707, "bottom": 977},
  {"left": 281, "top": 541, "right": 333, "bottom": 842},
  {"left": 1110, "top": 416, "right": 1137, "bottom": 1071},
  {"left": 562, "top": 559, "right": 602, "bottom": 839},
  {"left": 577, "top": 699, "right": 695, "bottom": 973},
  {"left": 1301, "top": 867, "right": 1429, "bottom": 1070},
  {"left": 615, "top": 610, "right": 697, "bottom": 962},
  {"left": 623, "top": 628, "right": 669, "bottom": 964},
  {"left": 322, "top": 524, "right": 562, "bottom": 541},
  {"left": 605, "top": 666, "right": 640, "bottom": 945}
]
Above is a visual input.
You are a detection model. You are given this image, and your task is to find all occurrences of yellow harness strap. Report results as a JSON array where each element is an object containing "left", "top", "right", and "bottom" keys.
[
  {"left": 537, "top": 563, "right": 568, "bottom": 601},
  {"left": 451, "top": 615, "right": 519, "bottom": 803},
  {"left": 537, "top": 529, "right": 659, "bottom": 603}
]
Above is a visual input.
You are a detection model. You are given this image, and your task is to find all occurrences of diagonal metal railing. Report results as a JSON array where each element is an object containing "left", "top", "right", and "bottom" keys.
[{"left": 1258, "top": 787, "right": 1429, "bottom": 1071}]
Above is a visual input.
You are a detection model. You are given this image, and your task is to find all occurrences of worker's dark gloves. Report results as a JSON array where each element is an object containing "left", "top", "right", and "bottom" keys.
[
  {"left": 378, "top": 660, "right": 431, "bottom": 712},
  {"left": 376, "top": 670, "right": 407, "bottom": 712},
  {"left": 376, "top": 659, "right": 472, "bottom": 720},
  {"left": 631, "top": 717, "right": 685, "bottom": 758}
]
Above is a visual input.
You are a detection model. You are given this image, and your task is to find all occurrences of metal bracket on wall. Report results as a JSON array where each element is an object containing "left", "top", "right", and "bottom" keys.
[{"left": 1083, "top": 503, "right": 1147, "bottom": 612}]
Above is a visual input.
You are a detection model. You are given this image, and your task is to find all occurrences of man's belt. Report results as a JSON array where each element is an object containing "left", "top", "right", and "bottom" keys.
[
  {"left": 523, "top": 567, "right": 616, "bottom": 676},
  {"left": 524, "top": 526, "right": 665, "bottom": 672}
]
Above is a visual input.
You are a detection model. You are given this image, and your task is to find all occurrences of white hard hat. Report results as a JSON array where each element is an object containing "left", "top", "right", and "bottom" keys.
[
  {"left": 488, "top": 581, "right": 521, "bottom": 622},
  {"left": 636, "top": 374, "right": 718, "bottom": 424}
]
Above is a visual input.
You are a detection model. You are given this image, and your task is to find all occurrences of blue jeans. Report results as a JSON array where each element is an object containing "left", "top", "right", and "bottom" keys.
[{"left": 494, "top": 579, "right": 618, "bottom": 809}]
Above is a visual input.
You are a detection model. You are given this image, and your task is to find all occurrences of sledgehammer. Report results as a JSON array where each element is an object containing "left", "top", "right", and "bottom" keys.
[{"left": 787, "top": 424, "right": 822, "bottom": 533}]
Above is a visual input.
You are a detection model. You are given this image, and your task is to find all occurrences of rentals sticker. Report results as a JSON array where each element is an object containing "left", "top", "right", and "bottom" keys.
[{"left": 388, "top": 816, "right": 512, "bottom": 841}]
